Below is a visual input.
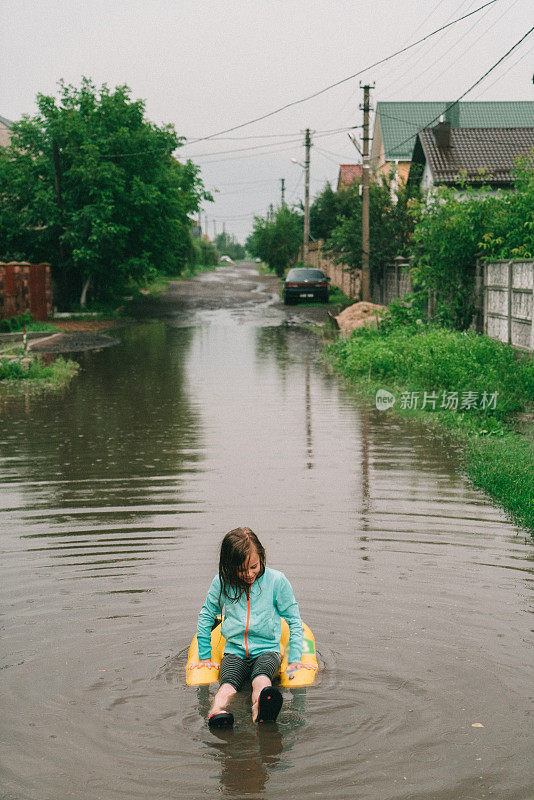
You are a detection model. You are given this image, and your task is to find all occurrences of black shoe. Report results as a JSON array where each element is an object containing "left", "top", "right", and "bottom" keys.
[
  {"left": 208, "top": 712, "right": 234, "bottom": 729},
  {"left": 257, "top": 687, "right": 283, "bottom": 723}
]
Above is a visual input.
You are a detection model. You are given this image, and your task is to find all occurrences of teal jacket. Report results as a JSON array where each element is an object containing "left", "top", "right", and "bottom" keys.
[{"left": 197, "top": 567, "right": 303, "bottom": 663}]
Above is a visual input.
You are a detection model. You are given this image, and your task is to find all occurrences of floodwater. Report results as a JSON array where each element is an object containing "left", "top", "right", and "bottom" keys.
[{"left": 1, "top": 264, "right": 532, "bottom": 800}]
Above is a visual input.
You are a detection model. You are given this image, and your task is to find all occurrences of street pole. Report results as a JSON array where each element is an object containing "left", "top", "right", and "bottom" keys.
[
  {"left": 280, "top": 177, "right": 285, "bottom": 206},
  {"left": 303, "top": 128, "right": 311, "bottom": 263},
  {"left": 361, "top": 84, "right": 373, "bottom": 302}
]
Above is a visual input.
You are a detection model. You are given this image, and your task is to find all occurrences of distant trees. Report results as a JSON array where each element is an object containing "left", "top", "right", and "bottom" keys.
[
  {"left": 0, "top": 79, "right": 210, "bottom": 308},
  {"left": 246, "top": 206, "right": 303, "bottom": 276},
  {"left": 192, "top": 237, "right": 219, "bottom": 267},
  {"left": 215, "top": 231, "right": 246, "bottom": 261}
]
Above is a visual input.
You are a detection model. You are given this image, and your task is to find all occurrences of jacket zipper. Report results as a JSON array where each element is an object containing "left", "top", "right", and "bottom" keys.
[{"left": 244, "top": 592, "right": 250, "bottom": 657}]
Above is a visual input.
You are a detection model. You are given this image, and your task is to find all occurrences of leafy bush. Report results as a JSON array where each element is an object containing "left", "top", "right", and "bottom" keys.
[
  {"left": 0, "top": 312, "right": 34, "bottom": 332},
  {"left": 408, "top": 150, "right": 534, "bottom": 330},
  {"left": 0, "top": 354, "right": 78, "bottom": 383},
  {"left": 378, "top": 293, "right": 427, "bottom": 332}
]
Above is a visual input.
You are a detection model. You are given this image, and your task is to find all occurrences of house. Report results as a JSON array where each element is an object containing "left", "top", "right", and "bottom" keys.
[
  {"left": 370, "top": 101, "right": 534, "bottom": 184},
  {"left": 407, "top": 123, "right": 534, "bottom": 193},
  {"left": 0, "top": 115, "right": 13, "bottom": 147},
  {"left": 336, "top": 163, "right": 363, "bottom": 192}
]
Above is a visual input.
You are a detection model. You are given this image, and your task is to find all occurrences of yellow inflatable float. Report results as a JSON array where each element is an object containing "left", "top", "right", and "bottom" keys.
[{"left": 186, "top": 618, "right": 318, "bottom": 688}]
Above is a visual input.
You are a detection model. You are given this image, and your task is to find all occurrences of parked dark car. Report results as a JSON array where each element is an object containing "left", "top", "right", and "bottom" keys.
[{"left": 283, "top": 268, "right": 330, "bottom": 305}]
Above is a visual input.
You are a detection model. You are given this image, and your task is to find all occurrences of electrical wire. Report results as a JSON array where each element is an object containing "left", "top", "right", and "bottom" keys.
[
  {"left": 471, "top": 39, "right": 534, "bottom": 98},
  {"left": 415, "top": 0, "right": 523, "bottom": 96},
  {"left": 192, "top": 143, "right": 303, "bottom": 166},
  {"left": 380, "top": 0, "right": 481, "bottom": 97},
  {"left": 186, "top": 127, "right": 358, "bottom": 160},
  {"left": 182, "top": 125, "right": 356, "bottom": 144},
  {"left": 186, "top": 0, "right": 500, "bottom": 144},
  {"left": 373, "top": 24, "right": 534, "bottom": 166},
  {"left": 185, "top": 135, "right": 302, "bottom": 159}
]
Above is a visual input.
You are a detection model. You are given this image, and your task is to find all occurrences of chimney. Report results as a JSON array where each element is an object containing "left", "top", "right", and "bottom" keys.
[{"left": 433, "top": 120, "right": 451, "bottom": 149}]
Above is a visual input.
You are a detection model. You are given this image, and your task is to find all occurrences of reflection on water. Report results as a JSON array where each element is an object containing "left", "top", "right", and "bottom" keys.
[{"left": 0, "top": 311, "right": 532, "bottom": 800}]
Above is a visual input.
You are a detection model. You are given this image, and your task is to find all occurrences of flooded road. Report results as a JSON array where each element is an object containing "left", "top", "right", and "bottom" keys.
[{"left": 1, "top": 262, "right": 532, "bottom": 800}]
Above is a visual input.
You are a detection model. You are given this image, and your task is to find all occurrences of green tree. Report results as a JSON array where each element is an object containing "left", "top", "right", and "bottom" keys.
[
  {"left": 478, "top": 150, "right": 534, "bottom": 259},
  {"left": 409, "top": 187, "right": 493, "bottom": 330},
  {"left": 0, "top": 78, "right": 209, "bottom": 308},
  {"left": 324, "top": 176, "right": 413, "bottom": 275},
  {"left": 309, "top": 181, "right": 355, "bottom": 241},
  {"left": 408, "top": 152, "right": 534, "bottom": 330},
  {"left": 247, "top": 206, "right": 303, "bottom": 276}
]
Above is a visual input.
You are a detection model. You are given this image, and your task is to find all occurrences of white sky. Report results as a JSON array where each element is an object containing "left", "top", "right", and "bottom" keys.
[{"left": 2, "top": 0, "right": 533, "bottom": 242}]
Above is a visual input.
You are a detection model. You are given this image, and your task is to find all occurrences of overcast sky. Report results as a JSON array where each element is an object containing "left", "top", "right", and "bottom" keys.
[{"left": 2, "top": 0, "right": 533, "bottom": 242}]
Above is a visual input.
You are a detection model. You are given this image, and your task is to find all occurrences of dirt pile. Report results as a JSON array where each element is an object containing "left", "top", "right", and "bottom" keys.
[{"left": 335, "top": 301, "right": 386, "bottom": 333}]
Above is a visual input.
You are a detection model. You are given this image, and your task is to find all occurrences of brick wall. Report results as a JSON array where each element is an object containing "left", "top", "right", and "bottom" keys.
[{"left": 0, "top": 262, "right": 53, "bottom": 321}]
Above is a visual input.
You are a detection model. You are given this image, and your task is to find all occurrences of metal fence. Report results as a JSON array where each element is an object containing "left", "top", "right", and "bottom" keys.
[{"left": 483, "top": 259, "right": 533, "bottom": 351}]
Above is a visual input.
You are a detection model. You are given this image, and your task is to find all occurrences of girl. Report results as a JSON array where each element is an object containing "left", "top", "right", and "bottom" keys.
[{"left": 193, "top": 527, "right": 306, "bottom": 728}]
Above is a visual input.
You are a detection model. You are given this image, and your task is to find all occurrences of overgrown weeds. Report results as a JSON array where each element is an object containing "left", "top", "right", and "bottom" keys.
[
  {"left": 325, "top": 323, "right": 534, "bottom": 533},
  {"left": 0, "top": 352, "right": 78, "bottom": 389}
]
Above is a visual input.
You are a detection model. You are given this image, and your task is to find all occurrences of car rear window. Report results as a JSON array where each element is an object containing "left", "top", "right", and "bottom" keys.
[{"left": 286, "top": 269, "right": 326, "bottom": 281}]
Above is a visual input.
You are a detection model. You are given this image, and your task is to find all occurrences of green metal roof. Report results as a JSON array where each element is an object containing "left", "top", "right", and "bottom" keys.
[{"left": 376, "top": 101, "right": 534, "bottom": 160}]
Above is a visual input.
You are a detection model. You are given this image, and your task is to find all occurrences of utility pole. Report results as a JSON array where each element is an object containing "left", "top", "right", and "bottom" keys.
[
  {"left": 303, "top": 128, "right": 311, "bottom": 263},
  {"left": 280, "top": 177, "right": 285, "bottom": 206},
  {"left": 213, "top": 219, "right": 217, "bottom": 240},
  {"left": 360, "top": 84, "right": 373, "bottom": 302}
]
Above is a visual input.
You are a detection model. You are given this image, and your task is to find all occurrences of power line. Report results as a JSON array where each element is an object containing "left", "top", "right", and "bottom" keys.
[
  {"left": 374, "top": 24, "right": 534, "bottom": 164},
  {"left": 186, "top": 135, "right": 302, "bottom": 159},
  {"left": 182, "top": 125, "right": 356, "bottom": 143},
  {"left": 191, "top": 143, "right": 303, "bottom": 166},
  {"left": 186, "top": 0, "right": 500, "bottom": 144},
  {"left": 415, "top": 0, "right": 522, "bottom": 96},
  {"left": 471, "top": 39, "right": 534, "bottom": 98},
  {"left": 381, "top": 0, "right": 482, "bottom": 97}
]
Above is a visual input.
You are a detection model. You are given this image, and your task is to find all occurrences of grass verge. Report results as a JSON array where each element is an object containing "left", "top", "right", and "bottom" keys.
[
  {"left": 0, "top": 351, "right": 79, "bottom": 396},
  {"left": 325, "top": 324, "right": 534, "bottom": 535}
]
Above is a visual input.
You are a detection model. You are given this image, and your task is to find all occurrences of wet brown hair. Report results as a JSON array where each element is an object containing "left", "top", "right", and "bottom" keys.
[{"left": 218, "top": 527, "right": 266, "bottom": 602}]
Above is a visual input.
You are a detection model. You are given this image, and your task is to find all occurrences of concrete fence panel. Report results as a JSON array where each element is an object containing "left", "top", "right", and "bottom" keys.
[{"left": 483, "top": 259, "right": 533, "bottom": 351}]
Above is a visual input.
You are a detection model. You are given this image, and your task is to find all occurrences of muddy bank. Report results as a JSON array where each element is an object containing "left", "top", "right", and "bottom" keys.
[{"left": 29, "top": 331, "right": 121, "bottom": 353}]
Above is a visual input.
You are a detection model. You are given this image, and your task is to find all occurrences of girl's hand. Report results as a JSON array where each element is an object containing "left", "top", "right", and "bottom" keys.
[
  {"left": 188, "top": 659, "right": 219, "bottom": 670},
  {"left": 285, "top": 662, "right": 317, "bottom": 672}
]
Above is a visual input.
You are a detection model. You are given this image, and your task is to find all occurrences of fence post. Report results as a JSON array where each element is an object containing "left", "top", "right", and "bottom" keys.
[
  {"left": 507, "top": 260, "right": 513, "bottom": 345},
  {"left": 474, "top": 259, "right": 483, "bottom": 333},
  {"left": 482, "top": 260, "right": 488, "bottom": 335},
  {"left": 531, "top": 262, "right": 534, "bottom": 352}
]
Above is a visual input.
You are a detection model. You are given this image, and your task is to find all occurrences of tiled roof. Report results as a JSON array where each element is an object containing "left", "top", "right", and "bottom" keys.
[
  {"left": 417, "top": 126, "right": 534, "bottom": 186},
  {"left": 376, "top": 101, "right": 534, "bottom": 160},
  {"left": 337, "top": 163, "right": 363, "bottom": 189}
]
